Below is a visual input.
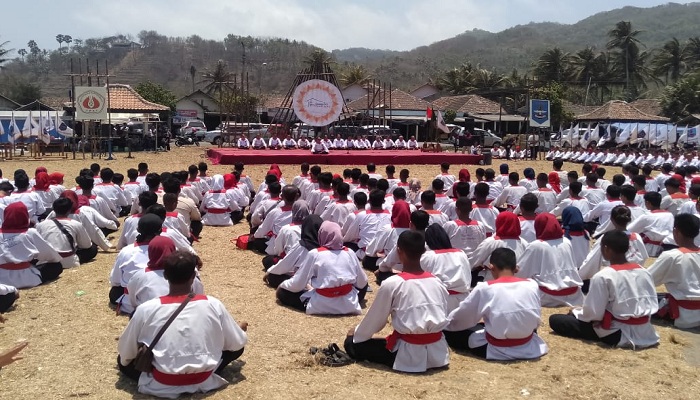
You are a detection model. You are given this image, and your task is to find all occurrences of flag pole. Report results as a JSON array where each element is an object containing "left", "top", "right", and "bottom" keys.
[{"left": 106, "top": 59, "right": 114, "bottom": 160}]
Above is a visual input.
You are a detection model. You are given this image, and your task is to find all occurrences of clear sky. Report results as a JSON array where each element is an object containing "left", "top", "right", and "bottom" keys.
[{"left": 0, "top": 1, "right": 692, "bottom": 53}]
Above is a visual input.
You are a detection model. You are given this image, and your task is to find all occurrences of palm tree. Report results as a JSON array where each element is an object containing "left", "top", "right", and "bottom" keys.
[
  {"left": 438, "top": 62, "right": 476, "bottom": 94},
  {"left": 0, "top": 38, "right": 13, "bottom": 69},
  {"left": 593, "top": 51, "right": 617, "bottom": 103},
  {"left": 341, "top": 64, "right": 371, "bottom": 86},
  {"left": 17, "top": 48, "right": 27, "bottom": 62},
  {"left": 652, "top": 37, "right": 685, "bottom": 84},
  {"left": 683, "top": 37, "right": 700, "bottom": 68},
  {"left": 189, "top": 65, "right": 197, "bottom": 93},
  {"left": 56, "top": 34, "right": 64, "bottom": 51},
  {"left": 303, "top": 49, "right": 332, "bottom": 73},
  {"left": 471, "top": 66, "right": 507, "bottom": 91},
  {"left": 199, "top": 60, "right": 235, "bottom": 132},
  {"left": 533, "top": 47, "right": 571, "bottom": 82},
  {"left": 606, "top": 21, "right": 644, "bottom": 94},
  {"left": 571, "top": 47, "right": 598, "bottom": 85}
]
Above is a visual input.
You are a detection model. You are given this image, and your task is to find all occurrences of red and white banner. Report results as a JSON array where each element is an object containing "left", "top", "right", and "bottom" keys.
[{"left": 75, "top": 86, "right": 108, "bottom": 121}]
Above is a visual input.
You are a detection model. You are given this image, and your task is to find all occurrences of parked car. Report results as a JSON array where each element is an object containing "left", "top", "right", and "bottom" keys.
[
  {"left": 328, "top": 125, "right": 368, "bottom": 139},
  {"left": 550, "top": 128, "right": 586, "bottom": 147},
  {"left": 181, "top": 120, "right": 207, "bottom": 137},
  {"left": 449, "top": 126, "right": 502, "bottom": 148},
  {"left": 203, "top": 130, "right": 224, "bottom": 146}
]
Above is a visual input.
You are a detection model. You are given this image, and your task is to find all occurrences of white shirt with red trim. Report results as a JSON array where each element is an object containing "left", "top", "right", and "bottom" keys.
[
  {"left": 342, "top": 209, "right": 392, "bottom": 250},
  {"left": 250, "top": 197, "right": 281, "bottom": 228},
  {"left": 0, "top": 228, "right": 62, "bottom": 288},
  {"left": 493, "top": 185, "right": 528, "bottom": 209},
  {"left": 352, "top": 272, "right": 450, "bottom": 373},
  {"left": 164, "top": 212, "right": 190, "bottom": 238},
  {"left": 187, "top": 177, "right": 211, "bottom": 196},
  {"left": 433, "top": 193, "right": 450, "bottom": 211},
  {"left": 32, "top": 188, "right": 57, "bottom": 211},
  {"left": 468, "top": 236, "right": 528, "bottom": 281},
  {"left": 366, "top": 226, "right": 409, "bottom": 261},
  {"left": 531, "top": 188, "right": 558, "bottom": 213},
  {"left": 93, "top": 183, "right": 129, "bottom": 211},
  {"left": 425, "top": 209, "right": 449, "bottom": 227},
  {"left": 447, "top": 276, "right": 548, "bottom": 360},
  {"left": 594, "top": 204, "right": 648, "bottom": 236},
  {"left": 627, "top": 210, "right": 676, "bottom": 257},
  {"left": 435, "top": 174, "right": 456, "bottom": 194},
  {"left": 579, "top": 232, "right": 648, "bottom": 280},
  {"left": 550, "top": 197, "right": 591, "bottom": 218},
  {"left": 292, "top": 173, "right": 310, "bottom": 188},
  {"left": 585, "top": 199, "right": 624, "bottom": 236},
  {"left": 249, "top": 189, "right": 271, "bottom": 215},
  {"left": 581, "top": 187, "right": 607, "bottom": 207},
  {"left": 47, "top": 207, "right": 113, "bottom": 250},
  {"left": 517, "top": 238, "right": 584, "bottom": 307},
  {"left": 573, "top": 264, "right": 659, "bottom": 348},
  {"left": 661, "top": 193, "right": 691, "bottom": 215},
  {"left": 267, "top": 245, "right": 310, "bottom": 277},
  {"left": 127, "top": 269, "right": 204, "bottom": 312},
  {"left": 321, "top": 200, "right": 357, "bottom": 227},
  {"left": 279, "top": 247, "right": 368, "bottom": 315},
  {"left": 253, "top": 205, "right": 293, "bottom": 254},
  {"left": 87, "top": 194, "right": 118, "bottom": 222},
  {"left": 679, "top": 200, "right": 699, "bottom": 215},
  {"left": 648, "top": 248, "right": 700, "bottom": 329},
  {"left": 8, "top": 191, "right": 46, "bottom": 223},
  {"left": 307, "top": 188, "right": 333, "bottom": 214},
  {"left": 117, "top": 214, "right": 141, "bottom": 250},
  {"left": 421, "top": 249, "right": 472, "bottom": 312},
  {"left": 180, "top": 184, "right": 202, "bottom": 204},
  {"left": 35, "top": 217, "right": 93, "bottom": 269},
  {"left": 469, "top": 204, "right": 500, "bottom": 235},
  {"left": 518, "top": 216, "right": 536, "bottom": 243},
  {"left": 443, "top": 219, "right": 487, "bottom": 255},
  {"left": 200, "top": 191, "right": 234, "bottom": 226},
  {"left": 272, "top": 223, "right": 302, "bottom": 257},
  {"left": 110, "top": 242, "right": 149, "bottom": 315},
  {"left": 122, "top": 182, "right": 145, "bottom": 208},
  {"left": 118, "top": 294, "right": 247, "bottom": 398},
  {"left": 484, "top": 180, "right": 504, "bottom": 201}
]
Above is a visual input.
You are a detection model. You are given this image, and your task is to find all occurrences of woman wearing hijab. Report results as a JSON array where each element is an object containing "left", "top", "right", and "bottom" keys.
[
  {"left": 364, "top": 200, "right": 411, "bottom": 271},
  {"left": 406, "top": 179, "right": 422, "bottom": 207},
  {"left": 447, "top": 169, "right": 472, "bottom": 198},
  {"left": 126, "top": 236, "right": 205, "bottom": 311},
  {"left": 109, "top": 214, "right": 163, "bottom": 315},
  {"left": 277, "top": 221, "right": 368, "bottom": 315},
  {"left": 200, "top": 175, "right": 235, "bottom": 226},
  {"left": 257, "top": 164, "right": 285, "bottom": 194},
  {"left": 419, "top": 223, "right": 472, "bottom": 313},
  {"left": 519, "top": 168, "right": 537, "bottom": 192},
  {"left": 32, "top": 172, "right": 57, "bottom": 219},
  {"left": 548, "top": 172, "right": 562, "bottom": 195},
  {"left": 48, "top": 172, "right": 66, "bottom": 198},
  {"left": 561, "top": 206, "right": 589, "bottom": 268},
  {"left": 262, "top": 200, "right": 310, "bottom": 270},
  {"left": 0, "top": 202, "right": 63, "bottom": 290},
  {"left": 517, "top": 213, "right": 584, "bottom": 307},
  {"left": 265, "top": 215, "right": 322, "bottom": 288},
  {"left": 469, "top": 212, "right": 529, "bottom": 284}
]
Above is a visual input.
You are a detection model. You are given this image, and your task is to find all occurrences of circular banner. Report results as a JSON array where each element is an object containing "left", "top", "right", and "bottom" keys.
[{"left": 292, "top": 79, "right": 343, "bottom": 126}]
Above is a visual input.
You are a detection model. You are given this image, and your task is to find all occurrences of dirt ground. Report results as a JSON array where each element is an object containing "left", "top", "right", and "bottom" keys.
[{"left": 0, "top": 146, "right": 698, "bottom": 400}]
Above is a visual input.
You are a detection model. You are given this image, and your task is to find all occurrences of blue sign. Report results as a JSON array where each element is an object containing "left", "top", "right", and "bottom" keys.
[{"left": 530, "top": 99, "right": 550, "bottom": 128}]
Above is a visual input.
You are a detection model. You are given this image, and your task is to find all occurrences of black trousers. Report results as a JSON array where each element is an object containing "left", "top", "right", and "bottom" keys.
[
  {"left": 120, "top": 206, "right": 131, "bottom": 217},
  {"left": 190, "top": 221, "right": 203, "bottom": 238},
  {"left": 344, "top": 242, "right": 359, "bottom": 252},
  {"left": 343, "top": 335, "right": 396, "bottom": 368},
  {"left": 101, "top": 227, "right": 118, "bottom": 237},
  {"left": 375, "top": 271, "right": 395, "bottom": 285},
  {"left": 265, "top": 273, "right": 291, "bottom": 289},
  {"left": 117, "top": 348, "right": 244, "bottom": 381},
  {"left": 443, "top": 324, "right": 488, "bottom": 358},
  {"left": 230, "top": 210, "right": 244, "bottom": 224},
  {"left": 276, "top": 286, "right": 368, "bottom": 311},
  {"left": 38, "top": 262, "right": 63, "bottom": 283},
  {"left": 247, "top": 238, "right": 268, "bottom": 254},
  {"left": 549, "top": 314, "right": 622, "bottom": 346},
  {"left": 362, "top": 256, "right": 379, "bottom": 272},
  {"left": 262, "top": 255, "right": 281, "bottom": 271},
  {"left": 109, "top": 286, "right": 124, "bottom": 305},
  {"left": 77, "top": 245, "right": 98, "bottom": 264},
  {"left": 0, "top": 292, "right": 18, "bottom": 313},
  {"left": 530, "top": 146, "right": 538, "bottom": 160}
]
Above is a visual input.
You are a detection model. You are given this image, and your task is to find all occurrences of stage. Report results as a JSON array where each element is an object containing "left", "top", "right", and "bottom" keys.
[{"left": 206, "top": 148, "right": 485, "bottom": 166}]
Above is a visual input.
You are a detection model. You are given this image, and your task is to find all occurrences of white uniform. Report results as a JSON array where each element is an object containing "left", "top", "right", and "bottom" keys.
[
  {"left": 648, "top": 248, "right": 700, "bottom": 329},
  {"left": 127, "top": 268, "right": 204, "bottom": 311},
  {"left": 366, "top": 226, "right": 409, "bottom": 261},
  {"left": 469, "top": 205, "right": 500, "bottom": 235},
  {"left": 342, "top": 210, "right": 392, "bottom": 252},
  {"left": 572, "top": 263, "right": 659, "bottom": 348},
  {"left": 352, "top": 272, "right": 450, "bottom": 373},
  {"left": 164, "top": 212, "right": 190, "bottom": 239},
  {"left": 252, "top": 137, "right": 267, "bottom": 149},
  {"left": 8, "top": 191, "right": 45, "bottom": 223},
  {"left": 447, "top": 277, "right": 548, "bottom": 360},
  {"left": 320, "top": 200, "right": 357, "bottom": 227},
  {"left": 550, "top": 196, "right": 591, "bottom": 218},
  {"left": 272, "top": 223, "right": 302, "bottom": 257},
  {"left": 436, "top": 174, "right": 456, "bottom": 194},
  {"left": 661, "top": 193, "right": 691, "bottom": 215},
  {"left": 237, "top": 138, "right": 250, "bottom": 148},
  {"left": 311, "top": 142, "right": 329, "bottom": 154},
  {"left": 267, "top": 245, "right": 310, "bottom": 277},
  {"left": 578, "top": 232, "right": 648, "bottom": 280},
  {"left": 582, "top": 187, "right": 607, "bottom": 207},
  {"left": 283, "top": 138, "right": 297, "bottom": 148},
  {"left": 48, "top": 206, "right": 113, "bottom": 250},
  {"left": 200, "top": 190, "right": 235, "bottom": 226},
  {"left": 254, "top": 205, "right": 293, "bottom": 254},
  {"left": 35, "top": 217, "right": 93, "bottom": 269},
  {"left": 517, "top": 238, "right": 584, "bottom": 307},
  {"left": 0, "top": 228, "right": 62, "bottom": 288},
  {"left": 407, "top": 139, "right": 418, "bottom": 149},
  {"left": 443, "top": 220, "right": 487, "bottom": 255},
  {"left": 518, "top": 216, "right": 536, "bottom": 243},
  {"left": 118, "top": 294, "right": 247, "bottom": 398},
  {"left": 32, "top": 187, "right": 57, "bottom": 211},
  {"left": 493, "top": 185, "right": 528, "bottom": 209},
  {"left": 110, "top": 242, "right": 149, "bottom": 315},
  {"left": 531, "top": 188, "right": 558, "bottom": 213},
  {"left": 425, "top": 210, "right": 449, "bottom": 227},
  {"left": 585, "top": 199, "right": 624, "bottom": 236},
  {"left": 93, "top": 183, "right": 129, "bottom": 212},
  {"left": 278, "top": 247, "right": 368, "bottom": 315},
  {"left": 268, "top": 137, "right": 282, "bottom": 148},
  {"left": 420, "top": 249, "right": 472, "bottom": 312},
  {"left": 86, "top": 194, "right": 118, "bottom": 222},
  {"left": 627, "top": 210, "right": 675, "bottom": 257},
  {"left": 187, "top": 178, "right": 211, "bottom": 197},
  {"left": 468, "top": 236, "right": 528, "bottom": 280}
]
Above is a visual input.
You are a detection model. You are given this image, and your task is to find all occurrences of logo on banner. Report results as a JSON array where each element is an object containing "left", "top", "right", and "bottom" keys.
[
  {"left": 530, "top": 99, "right": 551, "bottom": 128},
  {"left": 689, "top": 128, "right": 697, "bottom": 139},
  {"left": 293, "top": 79, "right": 343, "bottom": 127},
  {"left": 75, "top": 87, "right": 108, "bottom": 120},
  {"left": 638, "top": 129, "right": 646, "bottom": 139}
]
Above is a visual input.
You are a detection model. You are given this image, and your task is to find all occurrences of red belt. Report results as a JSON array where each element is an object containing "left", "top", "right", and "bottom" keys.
[
  {"left": 539, "top": 285, "right": 579, "bottom": 296},
  {"left": 122, "top": 287, "right": 129, "bottom": 294},
  {"left": 601, "top": 310, "right": 650, "bottom": 330},
  {"left": 666, "top": 294, "right": 700, "bottom": 320},
  {"left": 152, "top": 368, "right": 214, "bottom": 386},
  {"left": 206, "top": 208, "right": 229, "bottom": 214},
  {"left": 447, "top": 290, "right": 464, "bottom": 295},
  {"left": 385, "top": 330, "right": 443, "bottom": 351},
  {"left": 568, "top": 231, "right": 586, "bottom": 237},
  {"left": 0, "top": 262, "right": 31, "bottom": 270},
  {"left": 640, "top": 234, "right": 662, "bottom": 246},
  {"left": 58, "top": 251, "right": 75, "bottom": 258},
  {"left": 485, "top": 331, "right": 534, "bottom": 347},
  {"left": 316, "top": 284, "right": 353, "bottom": 298}
]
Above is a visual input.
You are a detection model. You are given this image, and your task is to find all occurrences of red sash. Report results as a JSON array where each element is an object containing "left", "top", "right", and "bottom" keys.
[
  {"left": 152, "top": 368, "right": 213, "bottom": 386},
  {"left": 206, "top": 208, "right": 229, "bottom": 214},
  {"left": 385, "top": 331, "right": 443, "bottom": 351},
  {"left": 0, "top": 262, "right": 31, "bottom": 270},
  {"left": 485, "top": 332, "right": 533, "bottom": 347},
  {"left": 538, "top": 285, "right": 579, "bottom": 296},
  {"left": 315, "top": 284, "right": 353, "bottom": 298},
  {"left": 640, "top": 233, "right": 662, "bottom": 246},
  {"left": 601, "top": 311, "right": 650, "bottom": 330},
  {"left": 666, "top": 293, "right": 700, "bottom": 320}
]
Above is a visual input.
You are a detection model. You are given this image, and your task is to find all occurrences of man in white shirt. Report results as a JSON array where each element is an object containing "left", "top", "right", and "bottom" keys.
[
  {"left": 282, "top": 135, "right": 297, "bottom": 149},
  {"left": 311, "top": 137, "right": 329, "bottom": 154},
  {"left": 251, "top": 135, "right": 267, "bottom": 150},
  {"left": 237, "top": 136, "right": 250, "bottom": 149},
  {"left": 407, "top": 135, "right": 419, "bottom": 150},
  {"left": 268, "top": 134, "right": 282, "bottom": 149},
  {"left": 297, "top": 136, "right": 311, "bottom": 149},
  {"left": 333, "top": 134, "right": 345, "bottom": 149},
  {"left": 36, "top": 197, "right": 97, "bottom": 269},
  {"left": 383, "top": 136, "right": 395, "bottom": 149},
  {"left": 395, "top": 136, "right": 407, "bottom": 149},
  {"left": 372, "top": 137, "right": 385, "bottom": 150},
  {"left": 584, "top": 185, "right": 624, "bottom": 237}
]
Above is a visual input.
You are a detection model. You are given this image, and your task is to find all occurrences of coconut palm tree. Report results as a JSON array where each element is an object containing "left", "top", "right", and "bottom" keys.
[
  {"left": 303, "top": 49, "right": 332, "bottom": 73},
  {"left": 682, "top": 37, "right": 700, "bottom": 68},
  {"left": 652, "top": 37, "right": 685, "bottom": 84},
  {"left": 606, "top": 21, "right": 644, "bottom": 94},
  {"left": 438, "top": 62, "right": 476, "bottom": 94},
  {"left": 340, "top": 64, "right": 371, "bottom": 86},
  {"left": 533, "top": 47, "right": 571, "bottom": 83},
  {"left": 0, "top": 38, "right": 13, "bottom": 69},
  {"left": 571, "top": 47, "right": 598, "bottom": 85},
  {"left": 199, "top": 60, "right": 235, "bottom": 131}
]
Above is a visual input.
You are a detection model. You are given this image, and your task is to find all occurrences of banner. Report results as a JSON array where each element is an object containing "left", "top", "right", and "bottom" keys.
[
  {"left": 292, "top": 79, "right": 343, "bottom": 127},
  {"left": 529, "top": 99, "right": 550, "bottom": 128},
  {"left": 75, "top": 86, "right": 109, "bottom": 120}
]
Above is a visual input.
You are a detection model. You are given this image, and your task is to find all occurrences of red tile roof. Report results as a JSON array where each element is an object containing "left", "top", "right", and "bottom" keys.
[
  {"left": 629, "top": 99, "right": 662, "bottom": 117},
  {"left": 432, "top": 94, "right": 505, "bottom": 115},
  {"left": 108, "top": 84, "right": 170, "bottom": 111},
  {"left": 346, "top": 88, "right": 431, "bottom": 111},
  {"left": 576, "top": 100, "right": 669, "bottom": 122}
]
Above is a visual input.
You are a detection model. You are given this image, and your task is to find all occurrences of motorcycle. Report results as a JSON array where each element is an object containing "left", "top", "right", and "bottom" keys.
[{"left": 174, "top": 132, "right": 200, "bottom": 147}]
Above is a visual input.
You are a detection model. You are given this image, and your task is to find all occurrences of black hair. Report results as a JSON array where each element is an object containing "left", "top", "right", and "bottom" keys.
[
  {"left": 366, "top": 163, "right": 376, "bottom": 172},
  {"left": 392, "top": 187, "right": 406, "bottom": 200},
  {"left": 369, "top": 189, "right": 385, "bottom": 208},
  {"left": 234, "top": 162, "right": 245, "bottom": 172},
  {"left": 569, "top": 181, "right": 582, "bottom": 196},
  {"left": 586, "top": 173, "right": 598, "bottom": 184},
  {"left": 474, "top": 182, "right": 489, "bottom": 199},
  {"left": 163, "top": 192, "right": 178, "bottom": 207},
  {"left": 455, "top": 197, "right": 472, "bottom": 214},
  {"left": 601, "top": 230, "right": 630, "bottom": 255},
  {"left": 343, "top": 168, "right": 352, "bottom": 179},
  {"left": 265, "top": 174, "right": 278, "bottom": 185},
  {"left": 310, "top": 165, "right": 322, "bottom": 176},
  {"left": 317, "top": 172, "right": 333, "bottom": 186},
  {"left": 620, "top": 185, "right": 637, "bottom": 202},
  {"left": 359, "top": 173, "right": 369, "bottom": 185},
  {"left": 112, "top": 173, "right": 125, "bottom": 186},
  {"left": 665, "top": 178, "right": 680, "bottom": 189},
  {"left": 453, "top": 182, "right": 471, "bottom": 197},
  {"left": 553, "top": 159, "right": 563, "bottom": 169},
  {"left": 509, "top": 172, "right": 520, "bottom": 183},
  {"left": 0, "top": 181, "right": 15, "bottom": 193},
  {"left": 606, "top": 185, "right": 621, "bottom": 198},
  {"left": 596, "top": 167, "right": 606, "bottom": 178},
  {"left": 431, "top": 178, "right": 444, "bottom": 192},
  {"left": 520, "top": 193, "right": 539, "bottom": 213},
  {"left": 90, "top": 163, "right": 101, "bottom": 174},
  {"left": 612, "top": 174, "right": 626, "bottom": 187},
  {"left": 145, "top": 173, "right": 161, "bottom": 190},
  {"left": 163, "top": 251, "right": 198, "bottom": 284},
  {"left": 127, "top": 168, "right": 138, "bottom": 180},
  {"left": 690, "top": 184, "right": 700, "bottom": 198},
  {"left": 536, "top": 173, "right": 548, "bottom": 183},
  {"left": 610, "top": 205, "right": 632, "bottom": 227},
  {"left": 631, "top": 175, "right": 646, "bottom": 188},
  {"left": 137, "top": 162, "right": 148, "bottom": 172},
  {"left": 52, "top": 197, "right": 73, "bottom": 215},
  {"left": 642, "top": 164, "right": 653, "bottom": 175},
  {"left": 162, "top": 177, "right": 181, "bottom": 194},
  {"left": 198, "top": 162, "right": 208, "bottom": 172},
  {"left": 397, "top": 230, "right": 426, "bottom": 260},
  {"left": 367, "top": 178, "right": 378, "bottom": 190},
  {"left": 77, "top": 175, "right": 94, "bottom": 191},
  {"left": 410, "top": 210, "right": 430, "bottom": 231},
  {"left": 490, "top": 247, "right": 516, "bottom": 271},
  {"left": 421, "top": 190, "right": 436, "bottom": 205},
  {"left": 353, "top": 191, "right": 368, "bottom": 208},
  {"left": 377, "top": 179, "right": 390, "bottom": 191},
  {"left": 627, "top": 165, "right": 639, "bottom": 176},
  {"left": 337, "top": 182, "right": 350, "bottom": 197},
  {"left": 567, "top": 171, "right": 579, "bottom": 180},
  {"left": 301, "top": 162, "right": 310, "bottom": 173},
  {"left": 440, "top": 162, "right": 450, "bottom": 171},
  {"left": 351, "top": 168, "right": 362, "bottom": 180},
  {"left": 145, "top": 204, "right": 167, "bottom": 221},
  {"left": 675, "top": 213, "right": 700, "bottom": 239},
  {"left": 644, "top": 191, "right": 662, "bottom": 208},
  {"left": 14, "top": 174, "right": 29, "bottom": 190},
  {"left": 484, "top": 168, "right": 495, "bottom": 180},
  {"left": 282, "top": 185, "right": 298, "bottom": 203},
  {"left": 138, "top": 191, "right": 158, "bottom": 209},
  {"left": 100, "top": 168, "right": 114, "bottom": 182},
  {"left": 386, "top": 165, "right": 396, "bottom": 174},
  {"left": 661, "top": 163, "right": 673, "bottom": 173},
  {"left": 268, "top": 181, "right": 282, "bottom": 196},
  {"left": 188, "top": 165, "right": 198, "bottom": 175}
]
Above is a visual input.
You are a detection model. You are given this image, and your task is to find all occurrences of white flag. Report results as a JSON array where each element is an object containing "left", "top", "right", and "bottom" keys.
[
  {"left": 55, "top": 111, "right": 74, "bottom": 137},
  {"left": 38, "top": 112, "right": 52, "bottom": 144},
  {"left": 8, "top": 113, "right": 20, "bottom": 144},
  {"left": 571, "top": 124, "right": 580, "bottom": 146},
  {"left": 616, "top": 124, "right": 631, "bottom": 145},
  {"left": 668, "top": 125, "right": 677, "bottom": 145},
  {"left": 21, "top": 113, "right": 35, "bottom": 137},
  {"left": 436, "top": 111, "right": 450, "bottom": 134},
  {"left": 597, "top": 125, "right": 610, "bottom": 147},
  {"left": 629, "top": 123, "right": 639, "bottom": 144}
]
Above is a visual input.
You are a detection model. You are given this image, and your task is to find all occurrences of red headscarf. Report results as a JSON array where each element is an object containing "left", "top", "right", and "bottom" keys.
[
  {"left": 548, "top": 171, "right": 562, "bottom": 194},
  {"left": 1, "top": 202, "right": 30, "bottom": 233},
  {"left": 223, "top": 173, "right": 237, "bottom": 190},
  {"left": 534, "top": 213, "right": 563, "bottom": 241},
  {"left": 60, "top": 190, "right": 80, "bottom": 213},
  {"left": 268, "top": 164, "right": 283, "bottom": 180},
  {"left": 691, "top": 176, "right": 700, "bottom": 186},
  {"left": 495, "top": 212, "right": 521, "bottom": 240},
  {"left": 672, "top": 174, "right": 687, "bottom": 193},
  {"left": 48, "top": 172, "right": 65, "bottom": 185},
  {"left": 35, "top": 166, "right": 48, "bottom": 177},
  {"left": 391, "top": 200, "right": 411, "bottom": 229},
  {"left": 147, "top": 236, "right": 177, "bottom": 270},
  {"left": 458, "top": 168, "right": 471, "bottom": 182},
  {"left": 34, "top": 172, "right": 50, "bottom": 191}
]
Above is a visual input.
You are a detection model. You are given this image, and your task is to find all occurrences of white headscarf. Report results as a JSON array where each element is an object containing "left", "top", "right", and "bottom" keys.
[{"left": 211, "top": 174, "right": 224, "bottom": 191}]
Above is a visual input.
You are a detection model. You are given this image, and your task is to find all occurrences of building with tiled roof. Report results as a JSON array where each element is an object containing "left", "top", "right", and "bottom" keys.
[
  {"left": 108, "top": 84, "right": 170, "bottom": 112},
  {"left": 432, "top": 94, "right": 505, "bottom": 115},
  {"left": 629, "top": 99, "right": 662, "bottom": 117},
  {"left": 576, "top": 100, "right": 669, "bottom": 122},
  {"left": 347, "top": 88, "right": 431, "bottom": 112}
]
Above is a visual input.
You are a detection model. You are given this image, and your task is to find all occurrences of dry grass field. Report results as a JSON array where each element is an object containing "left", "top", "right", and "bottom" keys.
[{"left": 0, "top": 145, "right": 699, "bottom": 400}]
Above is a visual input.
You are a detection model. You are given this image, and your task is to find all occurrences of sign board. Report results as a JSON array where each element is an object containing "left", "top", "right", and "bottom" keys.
[
  {"left": 75, "top": 86, "right": 108, "bottom": 120},
  {"left": 530, "top": 99, "right": 551, "bottom": 128},
  {"left": 176, "top": 109, "right": 199, "bottom": 118},
  {"left": 292, "top": 79, "right": 343, "bottom": 127}
]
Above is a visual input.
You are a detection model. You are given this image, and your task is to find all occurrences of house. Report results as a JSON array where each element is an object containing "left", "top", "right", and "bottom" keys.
[
  {"left": 432, "top": 94, "right": 526, "bottom": 133},
  {"left": 575, "top": 100, "right": 670, "bottom": 123},
  {"left": 409, "top": 83, "right": 440, "bottom": 101},
  {"left": 174, "top": 90, "right": 220, "bottom": 122},
  {"left": 341, "top": 83, "right": 369, "bottom": 103},
  {"left": 629, "top": 99, "right": 663, "bottom": 117},
  {"left": 347, "top": 88, "right": 433, "bottom": 140}
]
